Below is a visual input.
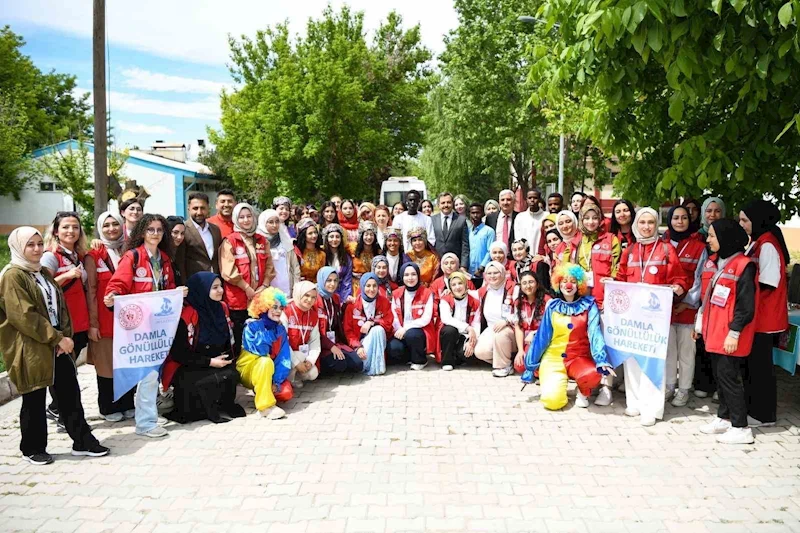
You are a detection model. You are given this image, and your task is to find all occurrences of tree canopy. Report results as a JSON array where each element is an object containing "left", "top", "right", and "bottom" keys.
[
  {"left": 0, "top": 26, "right": 91, "bottom": 198},
  {"left": 530, "top": 0, "right": 800, "bottom": 215},
  {"left": 209, "top": 6, "right": 434, "bottom": 204}
]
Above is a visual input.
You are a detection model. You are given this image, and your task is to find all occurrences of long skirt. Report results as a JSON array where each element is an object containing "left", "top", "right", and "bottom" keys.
[{"left": 361, "top": 327, "right": 387, "bottom": 376}]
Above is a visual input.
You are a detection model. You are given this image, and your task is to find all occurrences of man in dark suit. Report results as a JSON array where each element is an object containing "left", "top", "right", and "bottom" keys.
[
  {"left": 177, "top": 192, "right": 222, "bottom": 279},
  {"left": 432, "top": 191, "right": 470, "bottom": 271},
  {"left": 484, "top": 189, "right": 518, "bottom": 250}
]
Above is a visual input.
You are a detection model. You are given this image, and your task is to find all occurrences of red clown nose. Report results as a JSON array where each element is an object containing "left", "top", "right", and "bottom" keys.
[{"left": 563, "top": 282, "right": 576, "bottom": 291}]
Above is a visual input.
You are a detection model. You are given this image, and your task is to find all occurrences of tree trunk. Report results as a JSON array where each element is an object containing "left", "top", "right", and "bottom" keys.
[{"left": 92, "top": 0, "right": 108, "bottom": 231}]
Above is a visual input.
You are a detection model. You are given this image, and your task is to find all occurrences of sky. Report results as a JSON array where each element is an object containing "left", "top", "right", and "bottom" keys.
[{"left": 3, "top": 0, "right": 459, "bottom": 155}]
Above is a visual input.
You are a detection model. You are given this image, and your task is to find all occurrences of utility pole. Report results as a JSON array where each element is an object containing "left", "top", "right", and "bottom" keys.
[{"left": 93, "top": 0, "right": 108, "bottom": 226}]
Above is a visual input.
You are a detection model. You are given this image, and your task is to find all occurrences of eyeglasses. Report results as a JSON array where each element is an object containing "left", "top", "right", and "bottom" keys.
[{"left": 146, "top": 227, "right": 164, "bottom": 235}]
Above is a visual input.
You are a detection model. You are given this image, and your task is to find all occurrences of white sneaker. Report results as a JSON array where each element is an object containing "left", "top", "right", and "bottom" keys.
[
  {"left": 747, "top": 416, "right": 776, "bottom": 428},
  {"left": 491, "top": 365, "right": 513, "bottom": 378},
  {"left": 717, "top": 427, "right": 755, "bottom": 444},
  {"left": 712, "top": 391, "right": 719, "bottom": 403},
  {"left": 136, "top": 426, "right": 168, "bottom": 438},
  {"left": 292, "top": 380, "right": 304, "bottom": 389},
  {"left": 575, "top": 392, "right": 589, "bottom": 408},
  {"left": 693, "top": 390, "right": 708, "bottom": 398},
  {"left": 123, "top": 409, "right": 136, "bottom": 419},
  {"left": 671, "top": 389, "right": 689, "bottom": 407},
  {"left": 260, "top": 406, "right": 286, "bottom": 420},
  {"left": 103, "top": 412, "right": 124, "bottom": 422},
  {"left": 665, "top": 388, "right": 676, "bottom": 402},
  {"left": 624, "top": 407, "right": 640, "bottom": 417},
  {"left": 640, "top": 416, "right": 656, "bottom": 427},
  {"left": 699, "top": 416, "right": 731, "bottom": 435},
  {"left": 617, "top": 382, "right": 625, "bottom": 393},
  {"left": 594, "top": 386, "right": 612, "bottom": 406},
  {"left": 442, "top": 365, "right": 454, "bottom": 371},
  {"left": 410, "top": 362, "right": 428, "bottom": 371},
  {"left": 156, "top": 390, "right": 174, "bottom": 412},
  {"left": 157, "top": 417, "right": 168, "bottom": 427}
]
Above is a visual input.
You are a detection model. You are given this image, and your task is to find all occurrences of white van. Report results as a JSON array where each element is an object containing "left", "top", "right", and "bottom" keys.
[{"left": 379, "top": 177, "right": 428, "bottom": 207}]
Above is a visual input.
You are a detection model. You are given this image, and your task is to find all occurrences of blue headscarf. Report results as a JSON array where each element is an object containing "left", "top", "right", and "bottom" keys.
[
  {"left": 316, "top": 266, "right": 338, "bottom": 299},
  {"left": 360, "top": 273, "right": 379, "bottom": 303},
  {"left": 400, "top": 262, "right": 420, "bottom": 292},
  {"left": 186, "top": 272, "right": 230, "bottom": 347}
]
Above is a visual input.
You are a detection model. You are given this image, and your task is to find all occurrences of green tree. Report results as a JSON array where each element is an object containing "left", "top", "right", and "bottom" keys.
[
  {"left": 420, "top": 0, "right": 602, "bottom": 201},
  {"left": 34, "top": 141, "right": 94, "bottom": 231},
  {"left": 0, "top": 92, "right": 31, "bottom": 199},
  {"left": 530, "top": 0, "right": 800, "bottom": 214},
  {"left": 209, "top": 6, "right": 433, "bottom": 204},
  {"left": 0, "top": 26, "right": 91, "bottom": 197}
]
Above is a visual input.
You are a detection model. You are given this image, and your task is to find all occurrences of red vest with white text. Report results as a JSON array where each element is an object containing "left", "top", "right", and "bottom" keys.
[
  {"left": 86, "top": 246, "right": 116, "bottom": 337},
  {"left": 746, "top": 232, "right": 788, "bottom": 333},
  {"left": 700, "top": 254, "right": 757, "bottom": 357},
  {"left": 284, "top": 301, "right": 319, "bottom": 351},
  {"left": 669, "top": 234, "right": 706, "bottom": 325},
  {"left": 55, "top": 248, "right": 89, "bottom": 332},
  {"left": 223, "top": 232, "right": 269, "bottom": 311},
  {"left": 392, "top": 285, "right": 436, "bottom": 351}
]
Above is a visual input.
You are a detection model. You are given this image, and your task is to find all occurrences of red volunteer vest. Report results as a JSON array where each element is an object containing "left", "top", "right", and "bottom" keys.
[
  {"left": 392, "top": 286, "right": 436, "bottom": 351},
  {"left": 554, "top": 232, "right": 582, "bottom": 266},
  {"left": 441, "top": 293, "right": 480, "bottom": 327},
  {"left": 581, "top": 232, "right": 616, "bottom": 309},
  {"left": 223, "top": 233, "right": 269, "bottom": 311},
  {"left": 746, "top": 232, "right": 789, "bottom": 333},
  {"left": 86, "top": 246, "right": 117, "bottom": 337},
  {"left": 106, "top": 245, "right": 176, "bottom": 296},
  {"left": 343, "top": 295, "right": 393, "bottom": 348},
  {"left": 478, "top": 279, "right": 517, "bottom": 331},
  {"left": 620, "top": 241, "right": 682, "bottom": 286},
  {"left": 55, "top": 248, "right": 90, "bottom": 332},
  {"left": 284, "top": 301, "right": 319, "bottom": 351},
  {"left": 700, "top": 254, "right": 758, "bottom": 356},
  {"left": 669, "top": 234, "right": 706, "bottom": 324}
]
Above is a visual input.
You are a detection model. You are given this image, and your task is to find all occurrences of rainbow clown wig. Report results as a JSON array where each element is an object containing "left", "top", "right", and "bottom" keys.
[
  {"left": 551, "top": 262, "right": 590, "bottom": 297},
  {"left": 247, "top": 287, "right": 288, "bottom": 319}
]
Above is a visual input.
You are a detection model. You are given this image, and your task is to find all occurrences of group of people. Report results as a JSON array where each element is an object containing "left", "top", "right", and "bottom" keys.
[{"left": 0, "top": 186, "right": 789, "bottom": 465}]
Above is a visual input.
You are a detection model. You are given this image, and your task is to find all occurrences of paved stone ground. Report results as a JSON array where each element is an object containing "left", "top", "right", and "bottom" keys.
[{"left": 1, "top": 362, "right": 799, "bottom": 533}]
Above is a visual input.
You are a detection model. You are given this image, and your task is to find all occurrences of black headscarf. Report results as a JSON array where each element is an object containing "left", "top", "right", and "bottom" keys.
[
  {"left": 666, "top": 205, "right": 693, "bottom": 242},
  {"left": 400, "top": 262, "right": 421, "bottom": 292},
  {"left": 743, "top": 199, "right": 790, "bottom": 263},
  {"left": 682, "top": 198, "right": 702, "bottom": 233},
  {"left": 710, "top": 219, "right": 749, "bottom": 260},
  {"left": 186, "top": 272, "right": 230, "bottom": 347}
]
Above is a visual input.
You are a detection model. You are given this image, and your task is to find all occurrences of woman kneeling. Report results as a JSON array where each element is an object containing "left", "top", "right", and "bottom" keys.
[
  {"left": 237, "top": 288, "right": 293, "bottom": 419},
  {"left": 521, "top": 263, "right": 613, "bottom": 410}
]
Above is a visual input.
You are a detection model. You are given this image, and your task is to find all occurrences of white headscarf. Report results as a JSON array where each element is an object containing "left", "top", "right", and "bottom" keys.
[
  {"left": 96, "top": 211, "right": 125, "bottom": 267},
  {"left": 483, "top": 260, "right": 507, "bottom": 290},
  {"left": 632, "top": 207, "right": 660, "bottom": 245},
  {"left": 1, "top": 226, "right": 43, "bottom": 278},
  {"left": 556, "top": 210, "right": 579, "bottom": 239},
  {"left": 232, "top": 202, "right": 257, "bottom": 237}
]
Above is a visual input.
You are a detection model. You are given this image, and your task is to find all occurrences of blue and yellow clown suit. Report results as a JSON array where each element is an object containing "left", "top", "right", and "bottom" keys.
[
  {"left": 522, "top": 264, "right": 610, "bottom": 410},
  {"left": 236, "top": 288, "right": 294, "bottom": 411}
]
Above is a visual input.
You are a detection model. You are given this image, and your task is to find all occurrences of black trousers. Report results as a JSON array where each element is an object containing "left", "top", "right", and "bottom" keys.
[
  {"left": 693, "top": 337, "right": 716, "bottom": 394},
  {"left": 320, "top": 347, "right": 364, "bottom": 374},
  {"left": 439, "top": 325, "right": 466, "bottom": 367},
  {"left": 20, "top": 353, "right": 99, "bottom": 456},
  {"left": 48, "top": 331, "right": 89, "bottom": 413},
  {"left": 169, "top": 366, "right": 240, "bottom": 424},
  {"left": 744, "top": 332, "right": 777, "bottom": 423},
  {"left": 229, "top": 309, "right": 249, "bottom": 361},
  {"left": 710, "top": 352, "right": 747, "bottom": 428},
  {"left": 387, "top": 328, "right": 427, "bottom": 365},
  {"left": 96, "top": 376, "right": 135, "bottom": 416}
]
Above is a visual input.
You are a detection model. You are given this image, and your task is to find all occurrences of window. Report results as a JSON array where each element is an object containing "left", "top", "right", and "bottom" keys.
[{"left": 39, "top": 182, "right": 54, "bottom": 191}]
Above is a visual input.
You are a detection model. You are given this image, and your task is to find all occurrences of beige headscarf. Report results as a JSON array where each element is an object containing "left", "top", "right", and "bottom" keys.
[
  {"left": 232, "top": 203, "right": 258, "bottom": 237},
  {"left": 292, "top": 280, "right": 317, "bottom": 302},
  {"left": 1, "top": 226, "right": 43, "bottom": 278}
]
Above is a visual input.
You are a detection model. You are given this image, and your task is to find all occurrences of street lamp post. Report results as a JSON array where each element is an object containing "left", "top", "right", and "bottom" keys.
[{"left": 518, "top": 15, "right": 565, "bottom": 196}]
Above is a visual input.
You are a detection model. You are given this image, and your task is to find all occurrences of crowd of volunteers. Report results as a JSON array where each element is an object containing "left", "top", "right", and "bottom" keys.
[{"left": 0, "top": 186, "right": 789, "bottom": 465}]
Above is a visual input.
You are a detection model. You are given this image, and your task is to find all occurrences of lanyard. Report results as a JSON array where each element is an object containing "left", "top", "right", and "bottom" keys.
[
  {"left": 149, "top": 255, "right": 163, "bottom": 291},
  {"left": 322, "top": 297, "right": 336, "bottom": 326},
  {"left": 33, "top": 273, "right": 58, "bottom": 325},
  {"left": 242, "top": 237, "right": 260, "bottom": 285},
  {"left": 580, "top": 238, "right": 593, "bottom": 272},
  {"left": 290, "top": 305, "right": 311, "bottom": 345},
  {"left": 638, "top": 242, "right": 659, "bottom": 283}
]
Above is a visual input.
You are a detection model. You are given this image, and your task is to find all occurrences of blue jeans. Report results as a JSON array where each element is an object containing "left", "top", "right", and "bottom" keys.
[{"left": 134, "top": 370, "right": 159, "bottom": 433}]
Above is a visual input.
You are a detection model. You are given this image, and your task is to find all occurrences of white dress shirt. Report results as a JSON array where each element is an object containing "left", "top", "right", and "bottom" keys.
[
  {"left": 191, "top": 218, "right": 215, "bottom": 259},
  {"left": 513, "top": 209, "right": 547, "bottom": 253},
  {"left": 394, "top": 211, "right": 435, "bottom": 249}
]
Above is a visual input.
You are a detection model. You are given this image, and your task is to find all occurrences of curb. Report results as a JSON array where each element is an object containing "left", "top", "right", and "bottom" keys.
[{"left": 0, "top": 351, "right": 87, "bottom": 406}]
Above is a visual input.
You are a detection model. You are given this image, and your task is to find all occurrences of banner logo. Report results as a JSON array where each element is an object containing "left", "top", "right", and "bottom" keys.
[{"left": 118, "top": 304, "right": 144, "bottom": 330}]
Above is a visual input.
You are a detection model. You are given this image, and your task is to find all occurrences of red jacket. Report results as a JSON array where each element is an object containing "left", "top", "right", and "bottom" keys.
[
  {"left": 53, "top": 248, "right": 90, "bottom": 332},
  {"left": 223, "top": 232, "right": 271, "bottom": 311},
  {"left": 616, "top": 241, "right": 689, "bottom": 292},
  {"left": 392, "top": 286, "right": 436, "bottom": 351},
  {"left": 746, "top": 232, "right": 789, "bottom": 333},
  {"left": 86, "top": 246, "right": 117, "bottom": 337},
  {"left": 316, "top": 294, "right": 345, "bottom": 352},
  {"left": 669, "top": 234, "right": 706, "bottom": 325},
  {"left": 343, "top": 295, "right": 393, "bottom": 349},
  {"left": 701, "top": 254, "right": 758, "bottom": 357},
  {"left": 554, "top": 232, "right": 582, "bottom": 266},
  {"left": 284, "top": 301, "right": 318, "bottom": 351},
  {"left": 105, "top": 245, "right": 177, "bottom": 297},
  {"left": 207, "top": 214, "right": 234, "bottom": 239},
  {"left": 581, "top": 232, "right": 618, "bottom": 310}
]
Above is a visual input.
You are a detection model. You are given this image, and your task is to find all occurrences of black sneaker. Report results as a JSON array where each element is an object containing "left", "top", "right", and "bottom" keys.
[
  {"left": 25, "top": 452, "right": 54, "bottom": 465},
  {"left": 71, "top": 443, "right": 110, "bottom": 457},
  {"left": 56, "top": 421, "right": 67, "bottom": 433},
  {"left": 46, "top": 407, "right": 59, "bottom": 420}
]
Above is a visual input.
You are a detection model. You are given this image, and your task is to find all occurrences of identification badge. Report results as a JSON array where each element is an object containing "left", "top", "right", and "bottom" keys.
[
  {"left": 585, "top": 271, "right": 595, "bottom": 288},
  {"left": 710, "top": 284, "right": 731, "bottom": 307},
  {"left": 326, "top": 331, "right": 336, "bottom": 342},
  {"left": 648, "top": 266, "right": 659, "bottom": 275},
  {"left": 300, "top": 344, "right": 310, "bottom": 355},
  {"left": 502, "top": 304, "right": 512, "bottom": 318}
]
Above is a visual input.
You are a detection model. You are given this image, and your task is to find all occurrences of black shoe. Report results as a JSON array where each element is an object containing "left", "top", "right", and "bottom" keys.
[
  {"left": 56, "top": 421, "right": 67, "bottom": 433},
  {"left": 71, "top": 443, "right": 110, "bottom": 457},
  {"left": 25, "top": 452, "right": 54, "bottom": 465},
  {"left": 46, "top": 407, "right": 59, "bottom": 420},
  {"left": 223, "top": 403, "right": 246, "bottom": 419}
]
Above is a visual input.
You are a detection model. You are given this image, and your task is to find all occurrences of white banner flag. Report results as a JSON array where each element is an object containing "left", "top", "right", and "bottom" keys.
[
  {"left": 602, "top": 280, "right": 673, "bottom": 389},
  {"left": 112, "top": 289, "right": 183, "bottom": 400}
]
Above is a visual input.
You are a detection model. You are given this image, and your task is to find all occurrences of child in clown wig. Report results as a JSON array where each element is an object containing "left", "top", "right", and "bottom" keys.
[{"left": 521, "top": 263, "right": 615, "bottom": 410}]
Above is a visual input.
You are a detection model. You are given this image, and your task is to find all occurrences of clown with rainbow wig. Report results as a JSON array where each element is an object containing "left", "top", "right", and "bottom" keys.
[
  {"left": 236, "top": 287, "right": 293, "bottom": 420},
  {"left": 521, "top": 263, "right": 614, "bottom": 410}
]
